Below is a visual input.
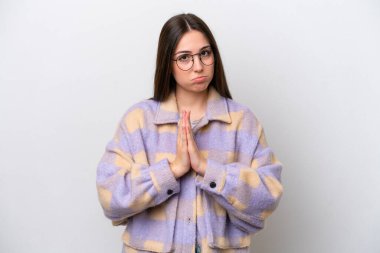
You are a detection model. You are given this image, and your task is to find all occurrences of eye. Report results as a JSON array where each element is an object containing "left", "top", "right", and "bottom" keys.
[
  {"left": 201, "top": 49, "right": 211, "bottom": 57},
  {"left": 177, "top": 54, "right": 191, "bottom": 62}
]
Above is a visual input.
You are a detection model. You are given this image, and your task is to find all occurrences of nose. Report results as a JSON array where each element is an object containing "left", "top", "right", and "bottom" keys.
[{"left": 192, "top": 55, "right": 203, "bottom": 72}]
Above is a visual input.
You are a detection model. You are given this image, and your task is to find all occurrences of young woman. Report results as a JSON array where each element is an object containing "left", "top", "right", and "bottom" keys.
[{"left": 96, "top": 13, "right": 284, "bottom": 253}]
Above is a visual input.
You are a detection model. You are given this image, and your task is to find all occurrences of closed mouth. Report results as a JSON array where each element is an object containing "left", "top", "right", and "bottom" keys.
[{"left": 192, "top": 76, "right": 207, "bottom": 80}]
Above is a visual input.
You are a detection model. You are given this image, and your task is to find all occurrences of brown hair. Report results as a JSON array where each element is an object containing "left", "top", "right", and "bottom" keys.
[{"left": 151, "top": 13, "right": 232, "bottom": 101}]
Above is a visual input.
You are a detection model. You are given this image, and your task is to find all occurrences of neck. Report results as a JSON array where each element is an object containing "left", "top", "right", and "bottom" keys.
[{"left": 175, "top": 85, "right": 208, "bottom": 120}]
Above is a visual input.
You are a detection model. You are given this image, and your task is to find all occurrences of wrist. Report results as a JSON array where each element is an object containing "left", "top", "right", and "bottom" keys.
[
  {"left": 169, "top": 160, "right": 179, "bottom": 179},
  {"left": 197, "top": 159, "right": 207, "bottom": 176}
]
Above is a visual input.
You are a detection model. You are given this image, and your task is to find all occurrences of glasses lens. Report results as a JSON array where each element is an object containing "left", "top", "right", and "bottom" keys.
[
  {"left": 201, "top": 55, "right": 213, "bottom": 65},
  {"left": 200, "top": 50, "right": 214, "bottom": 66},
  {"left": 178, "top": 60, "right": 192, "bottom": 71},
  {"left": 175, "top": 49, "right": 214, "bottom": 71}
]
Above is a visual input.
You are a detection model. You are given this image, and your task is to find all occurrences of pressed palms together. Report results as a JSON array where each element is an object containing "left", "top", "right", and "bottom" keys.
[{"left": 169, "top": 110, "right": 207, "bottom": 178}]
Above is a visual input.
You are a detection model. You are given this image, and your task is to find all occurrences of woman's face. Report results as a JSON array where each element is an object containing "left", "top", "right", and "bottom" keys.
[{"left": 171, "top": 30, "right": 214, "bottom": 93}]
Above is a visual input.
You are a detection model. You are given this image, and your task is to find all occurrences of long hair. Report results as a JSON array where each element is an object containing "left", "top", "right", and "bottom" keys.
[{"left": 151, "top": 13, "right": 232, "bottom": 101}]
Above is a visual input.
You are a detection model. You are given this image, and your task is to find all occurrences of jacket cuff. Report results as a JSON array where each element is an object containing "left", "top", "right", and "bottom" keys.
[
  {"left": 149, "top": 158, "right": 180, "bottom": 202},
  {"left": 195, "top": 158, "right": 227, "bottom": 194}
]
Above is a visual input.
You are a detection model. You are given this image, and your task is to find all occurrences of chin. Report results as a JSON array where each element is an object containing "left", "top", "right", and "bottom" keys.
[
  {"left": 177, "top": 82, "right": 209, "bottom": 93},
  {"left": 192, "top": 83, "right": 209, "bottom": 92},
  {"left": 196, "top": 80, "right": 210, "bottom": 88}
]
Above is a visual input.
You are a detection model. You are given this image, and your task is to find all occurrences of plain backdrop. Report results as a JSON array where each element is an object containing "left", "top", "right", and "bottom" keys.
[{"left": 1, "top": 1, "right": 379, "bottom": 253}]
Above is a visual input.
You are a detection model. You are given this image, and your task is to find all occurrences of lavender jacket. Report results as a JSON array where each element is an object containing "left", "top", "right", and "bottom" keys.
[{"left": 96, "top": 86, "right": 284, "bottom": 253}]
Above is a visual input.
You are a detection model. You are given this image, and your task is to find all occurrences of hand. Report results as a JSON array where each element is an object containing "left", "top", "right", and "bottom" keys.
[
  {"left": 184, "top": 110, "right": 207, "bottom": 176},
  {"left": 169, "top": 110, "right": 191, "bottom": 179}
]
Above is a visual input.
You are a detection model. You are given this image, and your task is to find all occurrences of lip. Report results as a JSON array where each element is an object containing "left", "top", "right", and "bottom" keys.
[{"left": 192, "top": 76, "right": 207, "bottom": 83}]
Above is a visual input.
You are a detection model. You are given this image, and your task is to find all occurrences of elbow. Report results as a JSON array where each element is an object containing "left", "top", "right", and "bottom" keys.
[
  {"left": 228, "top": 212, "right": 265, "bottom": 233},
  {"left": 258, "top": 190, "right": 284, "bottom": 221},
  {"left": 97, "top": 185, "right": 134, "bottom": 223},
  {"left": 262, "top": 173, "right": 284, "bottom": 208},
  {"left": 103, "top": 205, "right": 135, "bottom": 226}
]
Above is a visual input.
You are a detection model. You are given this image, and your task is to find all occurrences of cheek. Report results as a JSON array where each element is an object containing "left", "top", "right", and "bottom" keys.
[
  {"left": 172, "top": 66, "right": 184, "bottom": 83},
  {"left": 208, "top": 66, "right": 215, "bottom": 77},
  {"left": 171, "top": 65, "right": 178, "bottom": 80},
  {"left": 172, "top": 66, "right": 188, "bottom": 81}
]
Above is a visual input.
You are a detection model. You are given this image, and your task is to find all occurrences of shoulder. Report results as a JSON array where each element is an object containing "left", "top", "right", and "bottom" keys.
[
  {"left": 118, "top": 98, "right": 158, "bottom": 132},
  {"left": 225, "top": 98, "right": 255, "bottom": 114},
  {"left": 123, "top": 98, "right": 158, "bottom": 117},
  {"left": 225, "top": 98, "right": 262, "bottom": 129}
]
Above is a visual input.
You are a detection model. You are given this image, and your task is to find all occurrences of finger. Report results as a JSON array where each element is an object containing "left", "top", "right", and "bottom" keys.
[
  {"left": 186, "top": 111, "right": 194, "bottom": 141},
  {"left": 185, "top": 111, "right": 189, "bottom": 139},
  {"left": 186, "top": 111, "right": 191, "bottom": 142},
  {"left": 178, "top": 110, "right": 182, "bottom": 129},
  {"left": 181, "top": 111, "right": 186, "bottom": 144},
  {"left": 188, "top": 111, "right": 196, "bottom": 139},
  {"left": 186, "top": 120, "right": 195, "bottom": 152},
  {"left": 186, "top": 112, "right": 190, "bottom": 139},
  {"left": 184, "top": 110, "right": 188, "bottom": 130},
  {"left": 177, "top": 110, "right": 182, "bottom": 145}
]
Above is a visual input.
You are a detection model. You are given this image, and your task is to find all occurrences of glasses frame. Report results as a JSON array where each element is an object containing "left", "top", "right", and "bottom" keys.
[{"left": 171, "top": 46, "right": 214, "bottom": 71}]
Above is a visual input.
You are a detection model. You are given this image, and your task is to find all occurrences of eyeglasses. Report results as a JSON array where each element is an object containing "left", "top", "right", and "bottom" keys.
[{"left": 172, "top": 46, "right": 214, "bottom": 71}]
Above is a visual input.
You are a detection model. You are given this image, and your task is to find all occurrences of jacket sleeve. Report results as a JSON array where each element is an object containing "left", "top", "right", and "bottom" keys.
[
  {"left": 96, "top": 113, "right": 180, "bottom": 226},
  {"left": 195, "top": 114, "right": 283, "bottom": 233}
]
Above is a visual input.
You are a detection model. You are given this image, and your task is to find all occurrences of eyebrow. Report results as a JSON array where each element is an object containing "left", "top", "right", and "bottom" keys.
[{"left": 174, "top": 45, "right": 211, "bottom": 55}]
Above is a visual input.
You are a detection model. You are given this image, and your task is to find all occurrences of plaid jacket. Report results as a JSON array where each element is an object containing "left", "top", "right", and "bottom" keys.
[{"left": 96, "top": 86, "right": 284, "bottom": 253}]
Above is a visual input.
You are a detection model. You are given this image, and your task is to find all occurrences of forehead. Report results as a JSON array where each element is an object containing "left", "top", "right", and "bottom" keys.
[{"left": 174, "top": 30, "right": 210, "bottom": 52}]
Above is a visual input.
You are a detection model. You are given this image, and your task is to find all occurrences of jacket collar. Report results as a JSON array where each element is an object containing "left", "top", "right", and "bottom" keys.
[{"left": 153, "top": 86, "right": 232, "bottom": 125}]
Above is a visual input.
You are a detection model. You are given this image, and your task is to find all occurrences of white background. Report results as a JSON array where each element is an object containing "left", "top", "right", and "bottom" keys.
[{"left": 1, "top": 1, "right": 379, "bottom": 252}]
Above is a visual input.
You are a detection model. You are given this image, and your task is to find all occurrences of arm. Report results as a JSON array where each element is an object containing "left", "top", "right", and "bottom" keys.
[
  {"left": 96, "top": 114, "right": 180, "bottom": 226},
  {"left": 195, "top": 120, "right": 283, "bottom": 233}
]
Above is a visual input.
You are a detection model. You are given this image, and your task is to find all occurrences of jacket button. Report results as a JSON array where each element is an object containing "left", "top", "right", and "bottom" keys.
[
  {"left": 167, "top": 189, "right": 173, "bottom": 195},
  {"left": 210, "top": 181, "right": 216, "bottom": 188}
]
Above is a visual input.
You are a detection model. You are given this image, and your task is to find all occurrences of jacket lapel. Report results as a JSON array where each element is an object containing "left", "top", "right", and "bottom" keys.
[{"left": 153, "top": 86, "right": 232, "bottom": 125}]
